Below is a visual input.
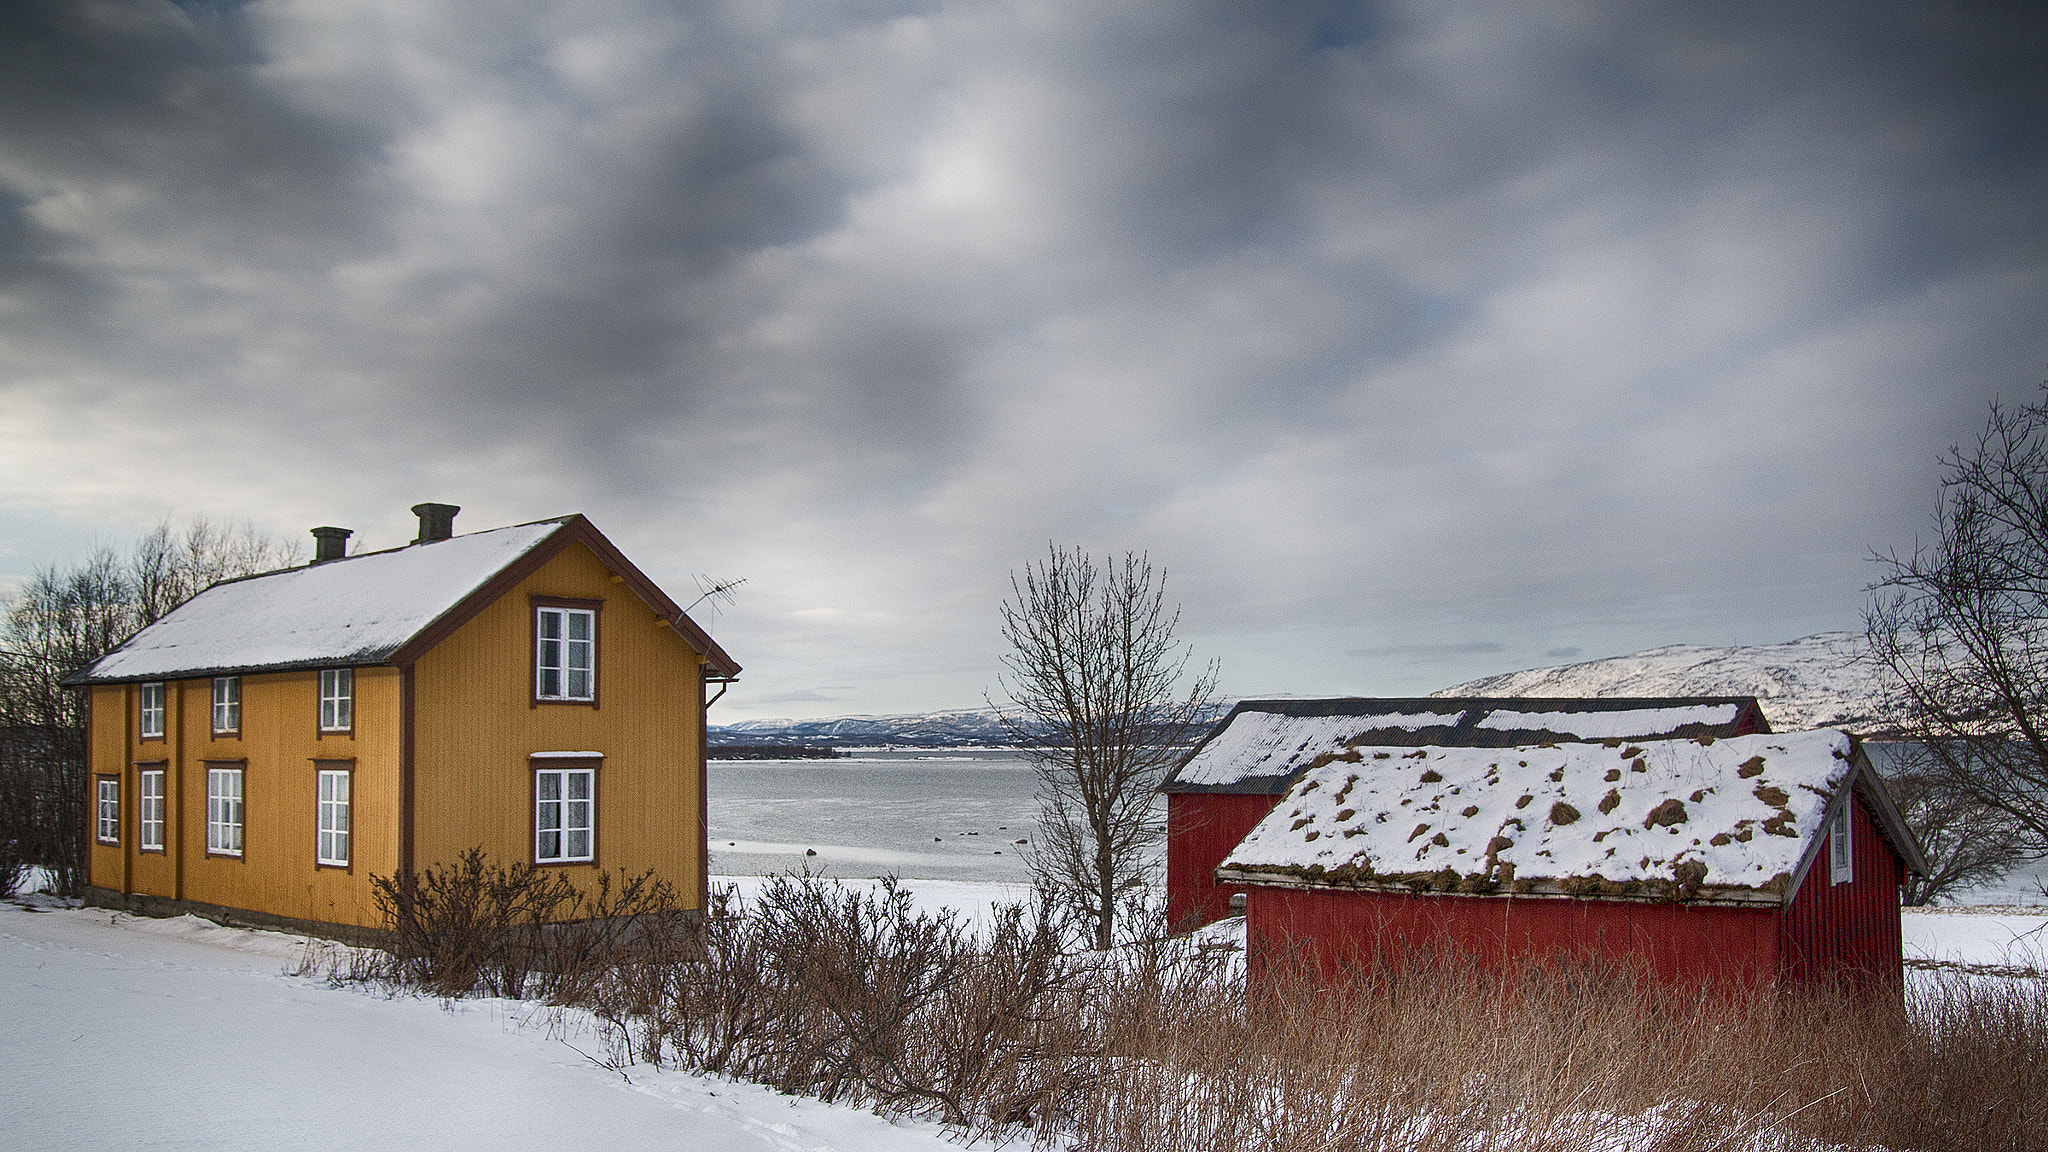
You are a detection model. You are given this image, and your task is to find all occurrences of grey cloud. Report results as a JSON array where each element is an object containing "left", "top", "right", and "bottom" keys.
[
  {"left": 1350, "top": 642, "right": 1507, "bottom": 659},
  {"left": 1, "top": 1, "right": 2045, "bottom": 718}
]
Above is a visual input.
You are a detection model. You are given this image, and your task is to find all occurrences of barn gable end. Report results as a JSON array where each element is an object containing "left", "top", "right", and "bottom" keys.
[
  {"left": 1163, "top": 696, "right": 1767, "bottom": 928},
  {"left": 1221, "top": 730, "right": 1925, "bottom": 992}
]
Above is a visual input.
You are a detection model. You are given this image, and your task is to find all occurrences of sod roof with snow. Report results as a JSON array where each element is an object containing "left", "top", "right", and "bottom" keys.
[
  {"left": 71, "top": 520, "right": 568, "bottom": 682},
  {"left": 1166, "top": 697, "right": 1766, "bottom": 793},
  {"left": 1217, "top": 730, "right": 1874, "bottom": 905}
]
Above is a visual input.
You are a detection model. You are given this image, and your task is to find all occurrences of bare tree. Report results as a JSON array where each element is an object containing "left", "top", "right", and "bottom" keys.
[
  {"left": 992, "top": 547, "right": 1217, "bottom": 950},
  {"left": 0, "top": 517, "right": 300, "bottom": 894},
  {"left": 131, "top": 516, "right": 303, "bottom": 625},
  {"left": 1866, "top": 390, "right": 2048, "bottom": 879},
  {"left": 1868, "top": 744, "right": 2030, "bottom": 905}
]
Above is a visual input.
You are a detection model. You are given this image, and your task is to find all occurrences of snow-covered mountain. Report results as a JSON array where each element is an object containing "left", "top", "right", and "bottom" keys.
[
  {"left": 720, "top": 634, "right": 1891, "bottom": 747},
  {"left": 1433, "top": 632, "right": 1892, "bottom": 731},
  {"left": 712, "top": 702, "right": 1235, "bottom": 748}
]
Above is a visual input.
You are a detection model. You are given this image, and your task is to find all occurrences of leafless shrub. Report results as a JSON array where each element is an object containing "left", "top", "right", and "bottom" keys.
[
  {"left": 579, "top": 873, "right": 1092, "bottom": 1129},
  {"left": 367, "top": 848, "right": 683, "bottom": 1000},
  {"left": 0, "top": 825, "right": 28, "bottom": 897},
  {"left": 345, "top": 867, "right": 2048, "bottom": 1151}
]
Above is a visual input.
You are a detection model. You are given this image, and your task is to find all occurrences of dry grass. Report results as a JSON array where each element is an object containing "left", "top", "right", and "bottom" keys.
[{"left": 334, "top": 864, "right": 2048, "bottom": 1151}]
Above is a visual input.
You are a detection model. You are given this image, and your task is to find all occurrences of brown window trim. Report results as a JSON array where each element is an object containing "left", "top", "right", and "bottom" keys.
[
  {"left": 530, "top": 595, "right": 603, "bottom": 710},
  {"left": 134, "top": 761, "right": 169, "bottom": 855},
  {"left": 211, "top": 676, "right": 243, "bottom": 739},
  {"left": 316, "top": 668, "right": 355, "bottom": 739},
  {"left": 138, "top": 681, "right": 167, "bottom": 743},
  {"left": 95, "top": 773, "right": 121, "bottom": 846},
  {"left": 202, "top": 759, "right": 247, "bottom": 861},
  {"left": 312, "top": 758, "right": 355, "bottom": 873},
  {"left": 529, "top": 755, "right": 601, "bottom": 868}
]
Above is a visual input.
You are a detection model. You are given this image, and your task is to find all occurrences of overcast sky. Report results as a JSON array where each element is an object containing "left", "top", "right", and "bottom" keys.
[{"left": 2, "top": 1, "right": 2044, "bottom": 720}]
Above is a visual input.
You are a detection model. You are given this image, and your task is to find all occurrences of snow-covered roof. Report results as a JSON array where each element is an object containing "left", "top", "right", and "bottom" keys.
[
  {"left": 1218, "top": 730, "right": 1900, "bottom": 905},
  {"left": 1165, "top": 697, "right": 1765, "bottom": 793},
  {"left": 71, "top": 521, "right": 567, "bottom": 682}
]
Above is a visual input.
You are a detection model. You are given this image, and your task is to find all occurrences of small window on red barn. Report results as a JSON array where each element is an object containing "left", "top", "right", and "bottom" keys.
[{"left": 1829, "top": 802, "right": 1852, "bottom": 885}]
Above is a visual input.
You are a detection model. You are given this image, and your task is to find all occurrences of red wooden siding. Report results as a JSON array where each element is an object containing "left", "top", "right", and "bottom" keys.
[
  {"left": 1247, "top": 886, "right": 1780, "bottom": 990},
  {"left": 1167, "top": 793, "right": 1282, "bottom": 929},
  {"left": 1778, "top": 794, "right": 1905, "bottom": 995}
]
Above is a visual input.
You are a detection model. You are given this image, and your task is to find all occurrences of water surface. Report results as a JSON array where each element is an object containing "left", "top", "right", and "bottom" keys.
[{"left": 708, "top": 749, "right": 1040, "bottom": 882}]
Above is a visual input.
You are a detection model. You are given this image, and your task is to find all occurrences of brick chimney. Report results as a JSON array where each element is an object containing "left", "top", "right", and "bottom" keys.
[
  {"left": 411, "top": 503, "right": 460, "bottom": 544},
  {"left": 310, "top": 526, "right": 352, "bottom": 563}
]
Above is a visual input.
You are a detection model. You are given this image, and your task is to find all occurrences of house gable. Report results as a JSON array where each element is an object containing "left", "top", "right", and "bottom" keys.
[
  {"left": 387, "top": 515, "right": 738, "bottom": 678},
  {"left": 406, "top": 537, "right": 712, "bottom": 898}
]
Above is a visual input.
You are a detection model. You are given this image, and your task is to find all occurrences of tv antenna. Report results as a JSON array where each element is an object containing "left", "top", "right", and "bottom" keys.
[{"left": 684, "top": 575, "right": 746, "bottom": 619}]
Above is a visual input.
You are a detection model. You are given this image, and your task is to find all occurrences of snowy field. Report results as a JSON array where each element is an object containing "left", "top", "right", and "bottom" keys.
[
  {"left": 2, "top": 868, "right": 2040, "bottom": 1150},
  {"left": 10, "top": 740, "right": 2044, "bottom": 1152},
  {"left": 0, "top": 893, "right": 968, "bottom": 1152}
]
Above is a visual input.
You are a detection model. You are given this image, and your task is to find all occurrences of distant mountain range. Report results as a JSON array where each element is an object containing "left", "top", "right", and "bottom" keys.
[
  {"left": 710, "top": 708, "right": 1015, "bottom": 747},
  {"left": 1433, "top": 632, "right": 1890, "bottom": 731},
  {"left": 713, "top": 632, "right": 1892, "bottom": 747}
]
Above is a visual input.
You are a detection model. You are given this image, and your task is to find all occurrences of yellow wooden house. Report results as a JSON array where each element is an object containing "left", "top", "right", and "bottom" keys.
[{"left": 64, "top": 505, "right": 741, "bottom": 939}]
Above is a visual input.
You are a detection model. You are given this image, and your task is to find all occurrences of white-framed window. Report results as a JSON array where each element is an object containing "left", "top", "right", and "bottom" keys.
[
  {"left": 316, "top": 768, "right": 350, "bottom": 867},
  {"left": 207, "top": 767, "right": 244, "bottom": 856},
  {"left": 536, "top": 607, "right": 596, "bottom": 702},
  {"left": 212, "top": 676, "right": 240, "bottom": 735},
  {"left": 1829, "top": 800, "right": 1853, "bottom": 885},
  {"left": 319, "top": 668, "right": 353, "bottom": 733},
  {"left": 534, "top": 766, "right": 595, "bottom": 863},
  {"left": 96, "top": 777, "right": 120, "bottom": 845},
  {"left": 139, "top": 769, "right": 166, "bottom": 852},
  {"left": 139, "top": 682, "right": 165, "bottom": 739}
]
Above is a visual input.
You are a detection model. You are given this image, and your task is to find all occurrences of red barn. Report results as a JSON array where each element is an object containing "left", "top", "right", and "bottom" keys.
[
  {"left": 1163, "top": 697, "right": 1769, "bottom": 930},
  {"left": 1216, "top": 729, "right": 1926, "bottom": 994}
]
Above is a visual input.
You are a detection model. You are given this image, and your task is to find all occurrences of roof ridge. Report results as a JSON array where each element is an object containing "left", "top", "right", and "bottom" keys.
[
  {"left": 63, "top": 517, "right": 577, "bottom": 685},
  {"left": 196, "top": 515, "right": 579, "bottom": 593}
]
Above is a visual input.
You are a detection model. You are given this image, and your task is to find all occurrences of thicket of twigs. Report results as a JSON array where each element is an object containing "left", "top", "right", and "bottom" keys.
[{"left": 322, "top": 862, "right": 2047, "bottom": 1152}]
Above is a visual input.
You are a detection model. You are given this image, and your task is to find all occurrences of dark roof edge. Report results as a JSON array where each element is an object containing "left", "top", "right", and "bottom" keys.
[
  {"left": 1161, "top": 695, "right": 1768, "bottom": 793},
  {"left": 1228, "top": 695, "right": 1766, "bottom": 716},
  {"left": 62, "top": 653, "right": 406, "bottom": 687},
  {"left": 1213, "top": 866, "right": 1786, "bottom": 907}
]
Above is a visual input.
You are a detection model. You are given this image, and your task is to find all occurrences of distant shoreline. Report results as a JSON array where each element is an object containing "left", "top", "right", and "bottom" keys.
[{"left": 709, "top": 744, "right": 842, "bottom": 760}]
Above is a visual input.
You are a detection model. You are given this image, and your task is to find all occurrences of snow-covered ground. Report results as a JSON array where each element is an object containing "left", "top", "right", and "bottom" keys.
[
  {"left": 1903, "top": 907, "right": 2048, "bottom": 978},
  {"left": 0, "top": 895, "right": 968, "bottom": 1151},
  {"left": 4, "top": 866, "right": 2037, "bottom": 1150}
]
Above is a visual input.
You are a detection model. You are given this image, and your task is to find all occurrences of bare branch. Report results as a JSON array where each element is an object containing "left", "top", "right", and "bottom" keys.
[
  {"left": 1865, "top": 386, "right": 2048, "bottom": 881},
  {"left": 990, "top": 546, "right": 1219, "bottom": 949}
]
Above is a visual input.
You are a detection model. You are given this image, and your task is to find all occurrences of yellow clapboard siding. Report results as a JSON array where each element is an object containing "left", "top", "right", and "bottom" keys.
[
  {"left": 410, "top": 540, "right": 705, "bottom": 908},
  {"left": 94, "top": 668, "right": 401, "bottom": 930}
]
